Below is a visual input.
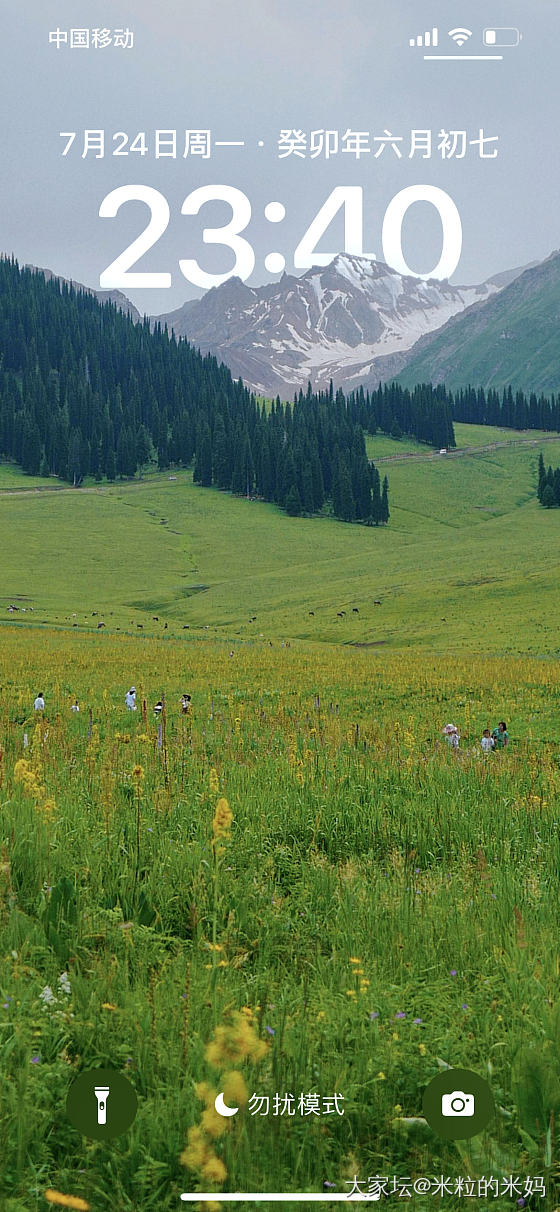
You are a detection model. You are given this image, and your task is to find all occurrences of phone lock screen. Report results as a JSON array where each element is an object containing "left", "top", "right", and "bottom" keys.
[{"left": 1, "top": 2, "right": 560, "bottom": 1211}]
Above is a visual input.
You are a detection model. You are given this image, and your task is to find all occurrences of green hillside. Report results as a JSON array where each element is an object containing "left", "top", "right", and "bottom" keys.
[
  {"left": 2, "top": 426, "right": 559, "bottom": 654},
  {"left": 397, "top": 252, "right": 560, "bottom": 393}
]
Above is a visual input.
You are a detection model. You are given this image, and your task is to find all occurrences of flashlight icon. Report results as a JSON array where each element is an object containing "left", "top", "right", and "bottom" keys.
[
  {"left": 94, "top": 1085, "right": 110, "bottom": 1125},
  {"left": 483, "top": 28, "right": 521, "bottom": 47}
]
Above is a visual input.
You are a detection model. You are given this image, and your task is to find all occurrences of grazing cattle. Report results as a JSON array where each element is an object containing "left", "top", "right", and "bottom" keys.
[
  {"left": 92, "top": 612, "right": 98, "bottom": 617},
  {"left": 97, "top": 622, "right": 105, "bottom": 629},
  {"left": 137, "top": 623, "right": 143, "bottom": 629},
  {"left": 337, "top": 611, "right": 346, "bottom": 618},
  {"left": 352, "top": 607, "right": 359, "bottom": 613},
  {"left": 374, "top": 600, "right": 381, "bottom": 605},
  {"left": 152, "top": 617, "right": 159, "bottom": 622},
  {"left": 309, "top": 611, "right": 315, "bottom": 616},
  {"left": 164, "top": 622, "right": 168, "bottom": 630},
  {"left": 183, "top": 624, "right": 189, "bottom": 629}
]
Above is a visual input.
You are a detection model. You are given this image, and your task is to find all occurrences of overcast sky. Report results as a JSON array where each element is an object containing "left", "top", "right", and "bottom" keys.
[{"left": 3, "top": 0, "right": 558, "bottom": 312}]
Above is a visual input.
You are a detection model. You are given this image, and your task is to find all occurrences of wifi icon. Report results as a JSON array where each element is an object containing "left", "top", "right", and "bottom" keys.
[{"left": 448, "top": 27, "right": 473, "bottom": 46}]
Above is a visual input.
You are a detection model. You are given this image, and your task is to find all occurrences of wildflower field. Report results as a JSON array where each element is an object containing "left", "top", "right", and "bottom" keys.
[{"left": 1, "top": 628, "right": 560, "bottom": 1210}]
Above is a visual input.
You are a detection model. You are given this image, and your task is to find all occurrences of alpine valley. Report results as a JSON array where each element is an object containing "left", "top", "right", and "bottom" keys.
[{"left": 154, "top": 254, "right": 533, "bottom": 396}]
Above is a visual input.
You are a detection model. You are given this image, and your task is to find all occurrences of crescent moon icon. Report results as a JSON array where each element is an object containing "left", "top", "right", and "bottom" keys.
[{"left": 214, "top": 1091, "right": 239, "bottom": 1117}]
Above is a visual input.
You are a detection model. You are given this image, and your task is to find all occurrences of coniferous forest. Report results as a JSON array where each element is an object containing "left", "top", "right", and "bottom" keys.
[{"left": 3, "top": 258, "right": 559, "bottom": 525}]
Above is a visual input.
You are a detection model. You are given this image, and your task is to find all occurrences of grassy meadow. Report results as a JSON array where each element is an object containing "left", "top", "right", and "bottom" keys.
[{"left": 1, "top": 427, "right": 560, "bottom": 1210}]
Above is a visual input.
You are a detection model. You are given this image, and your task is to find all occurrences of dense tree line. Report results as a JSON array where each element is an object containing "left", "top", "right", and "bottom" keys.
[
  {"left": 348, "top": 381, "right": 456, "bottom": 451},
  {"left": 453, "top": 384, "right": 560, "bottom": 431},
  {"left": 537, "top": 452, "right": 560, "bottom": 508},
  {"left": 193, "top": 383, "right": 390, "bottom": 523},
  {"left": 0, "top": 259, "right": 470, "bottom": 524},
  {"left": 0, "top": 259, "right": 393, "bottom": 523}
]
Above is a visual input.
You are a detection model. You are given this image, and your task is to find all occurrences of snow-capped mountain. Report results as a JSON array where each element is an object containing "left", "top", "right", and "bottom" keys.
[{"left": 155, "top": 255, "right": 519, "bottom": 396}]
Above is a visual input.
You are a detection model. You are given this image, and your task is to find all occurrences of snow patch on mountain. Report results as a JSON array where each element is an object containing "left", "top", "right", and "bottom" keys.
[{"left": 154, "top": 254, "right": 516, "bottom": 397}]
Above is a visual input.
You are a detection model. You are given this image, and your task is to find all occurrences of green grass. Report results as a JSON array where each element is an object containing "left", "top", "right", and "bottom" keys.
[
  {"left": 1, "top": 635, "right": 560, "bottom": 1209},
  {"left": 2, "top": 431, "right": 560, "bottom": 653},
  {"left": 2, "top": 427, "right": 560, "bottom": 1208}
]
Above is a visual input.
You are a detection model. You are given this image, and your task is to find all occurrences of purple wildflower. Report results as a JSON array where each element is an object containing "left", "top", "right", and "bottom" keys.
[
  {"left": 31, "top": 1054, "right": 41, "bottom": 1064},
  {"left": 461, "top": 1003, "right": 468, "bottom": 1010},
  {"left": 369, "top": 1011, "right": 379, "bottom": 1020},
  {"left": 395, "top": 1012, "right": 406, "bottom": 1019},
  {"left": 265, "top": 1026, "right": 275, "bottom": 1035},
  {"left": 413, "top": 1017, "right": 422, "bottom": 1025},
  {"left": 450, "top": 969, "right": 457, "bottom": 976}
]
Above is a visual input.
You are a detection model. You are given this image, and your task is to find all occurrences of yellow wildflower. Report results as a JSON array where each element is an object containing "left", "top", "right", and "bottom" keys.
[
  {"left": 201, "top": 1106, "right": 229, "bottom": 1139},
  {"left": 44, "top": 1193, "right": 90, "bottom": 1211},
  {"left": 212, "top": 797, "right": 233, "bottom": 841},
  {"left": 180, "top": 1126, "right": 210, "bottom": 1170},
  {"left": 201, "top": 1155, "right": 227, "bottom": 1184},
  {"left": 223, "top": 1070, "right": 248, "bottom": 1107},
  {"left": 194, "top": 1081, "right": 218, "bottom": 1107}
]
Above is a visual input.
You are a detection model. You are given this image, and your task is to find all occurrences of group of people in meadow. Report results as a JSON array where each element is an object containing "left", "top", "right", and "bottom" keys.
[
  {"left": 32, "top": 688, "right": 192, "bottom": 718},
  {"left": 125, "top": 686, "right": 192, "bottom": 716},
  {"left": 442, "top": 721, "right": 509, "bottom": 752}
]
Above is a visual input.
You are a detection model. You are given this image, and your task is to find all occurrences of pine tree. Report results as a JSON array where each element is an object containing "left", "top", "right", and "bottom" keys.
[
  {"left": 381, "top": 476, "right": 390, "bottom": 524},
  {"left": 67, "top": 428, "right": 82, "bottom": 485},
  {"left": 285, "top": 483, "right": 302, "bottom": 516},
  {"left": 537, "top": 451, "right": 546, "bottom": 501}
]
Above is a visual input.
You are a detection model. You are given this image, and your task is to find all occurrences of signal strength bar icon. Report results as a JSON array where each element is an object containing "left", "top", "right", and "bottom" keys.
[{"left": 409, "top": 27, "right": 438, "bottom": 47}]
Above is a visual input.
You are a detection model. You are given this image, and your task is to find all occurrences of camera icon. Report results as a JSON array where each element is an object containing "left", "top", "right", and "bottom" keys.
[{"left": 441, "top": 1091, "right": 475, "bottom": 1117}]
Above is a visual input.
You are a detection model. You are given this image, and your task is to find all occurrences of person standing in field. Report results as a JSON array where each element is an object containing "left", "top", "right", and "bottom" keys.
[
  {"left": 34, "top": 693, "right": 45, "bottom": 711},
  {"left": 125, "top": 686, "right": 137, "bottom": 711},
  {"left": 442, "top": 723, "right": 460, "bottom": 749},
  {"left": 180, "top": 693, "right": 192, "bottom": 716},
  {"left": 481, "top": 728, "right": 495, "bottom": 753},
  {"left": 492, "top": 721, "right": 509, "bottom": 749}
]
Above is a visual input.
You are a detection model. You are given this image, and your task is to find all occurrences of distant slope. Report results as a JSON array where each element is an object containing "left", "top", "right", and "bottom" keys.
[
  {"left": 394, "top": 252, "right": 560, "bottom": 394},
  {"left": 26, "top": 264, "right": 142, "bottom": 323}
]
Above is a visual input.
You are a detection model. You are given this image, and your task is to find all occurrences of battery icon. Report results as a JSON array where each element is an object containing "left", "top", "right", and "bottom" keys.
[{"left": 483, "top": 27, "right": 521, "bottom": 47}]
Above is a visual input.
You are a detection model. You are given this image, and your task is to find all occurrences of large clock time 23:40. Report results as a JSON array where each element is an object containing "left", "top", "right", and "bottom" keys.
[{"left": 98, "top": 184, "right": 463, "bottom": 289}]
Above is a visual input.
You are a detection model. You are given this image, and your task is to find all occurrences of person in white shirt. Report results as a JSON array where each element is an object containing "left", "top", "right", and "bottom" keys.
[
  {"left": 71, "top": 700, "right": 80, "bottom": 713},
  {"left": 442, "top": 723, "right": 459, "bottom": 749},
  {"left": 34, "top": 693, "right": 45, "bottom": 711},
  {"left": 125, "top": 687, "right": 137, "bottom": 711},
  {"left": 481, "top": 729, "right": 495, "bottom": 752}
]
